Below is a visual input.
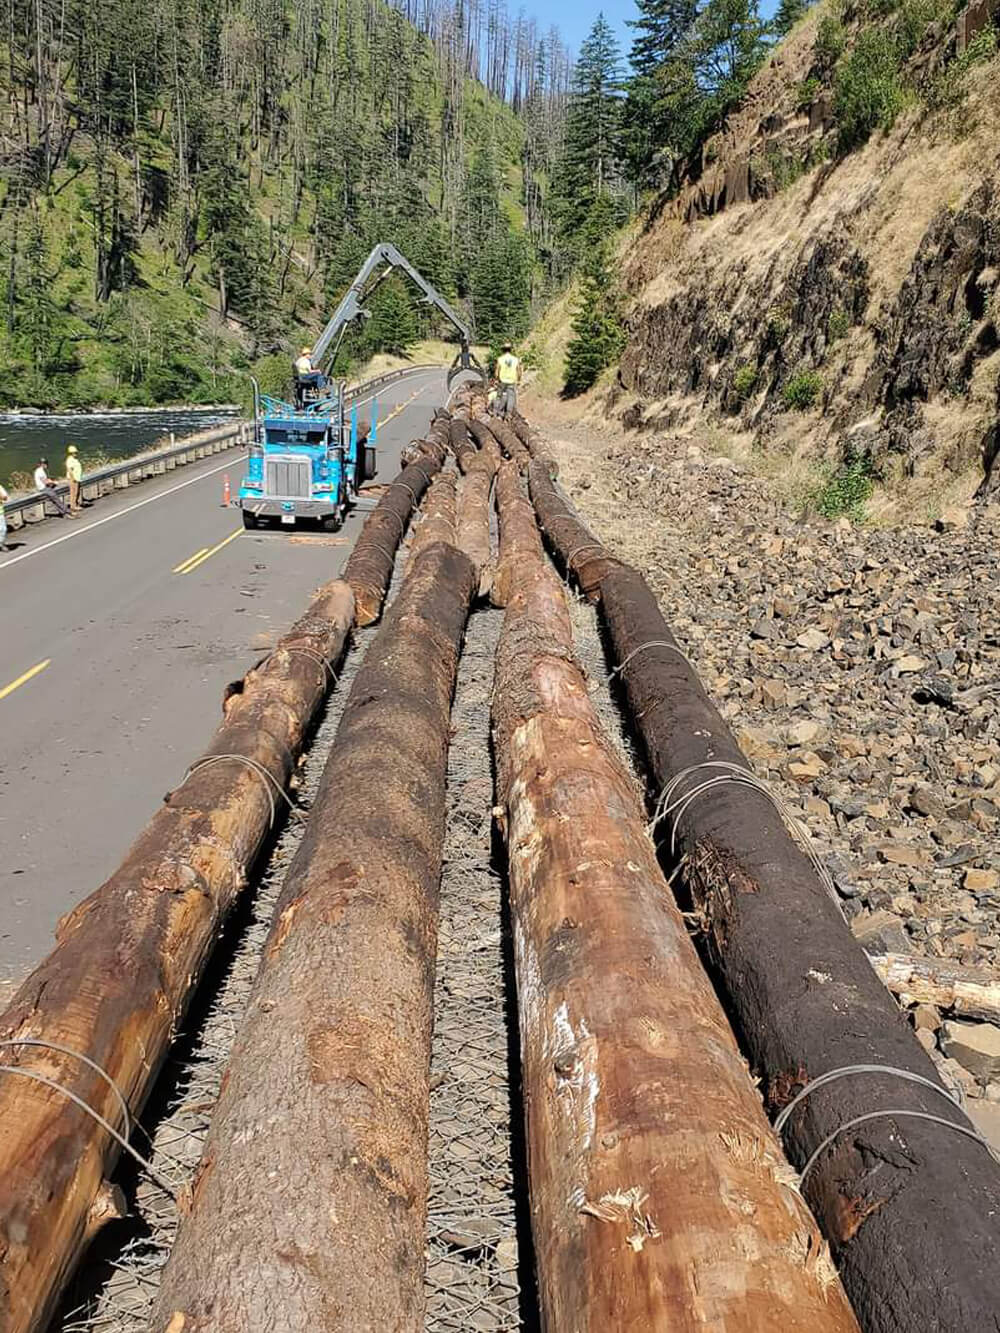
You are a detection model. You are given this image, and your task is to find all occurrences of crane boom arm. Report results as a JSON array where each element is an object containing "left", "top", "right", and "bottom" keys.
[{"left": 311, "top": 242, "right": 474, "bottom": 368}]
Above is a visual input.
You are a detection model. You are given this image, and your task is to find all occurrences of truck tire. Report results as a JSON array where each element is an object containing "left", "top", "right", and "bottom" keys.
[{"left": 242, "top": 510, "right": 259, "bottom": 530}]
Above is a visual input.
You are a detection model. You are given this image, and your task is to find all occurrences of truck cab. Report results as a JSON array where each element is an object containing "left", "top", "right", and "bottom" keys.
[{"left": 239, "top": 382, "right": 376, "bottom": 530}]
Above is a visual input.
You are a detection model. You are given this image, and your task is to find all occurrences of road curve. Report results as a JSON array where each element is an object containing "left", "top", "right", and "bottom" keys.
[{"left": 0, "top": 368, "right": 447, "bottom": 994}]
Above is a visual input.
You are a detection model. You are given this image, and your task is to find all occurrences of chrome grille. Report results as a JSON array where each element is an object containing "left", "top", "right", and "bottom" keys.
[{"left": 265, "top": 454, "right": 311, "bottom": 498}]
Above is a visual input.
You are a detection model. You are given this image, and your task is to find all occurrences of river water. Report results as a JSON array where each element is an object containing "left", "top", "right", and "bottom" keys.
[{"left": 0, "top": 408, "right": 240, "bottom": 487}]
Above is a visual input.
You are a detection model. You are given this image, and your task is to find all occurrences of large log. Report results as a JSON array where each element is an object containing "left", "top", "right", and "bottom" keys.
[
  {"left": 869, "top": 953, "right": 1000, "bottom": 1023},
  {"left": 490, "top": 460, "right": 538, "bottom": 608},
  {"left": 344, "top": 450, "right": 442, "bottom": 624},
  {"left": 407, "top": 468, "right": 457, "bottom": 570},
  {"left": 455, "top": 427, "right": 499, "bottom": 599},
  {"left": 486, "top": 415, "right": 530, "bottom": 472},
  {"left": 448, "top": 417, "right": 477, "bottom": 473},
  {"left": 528, "top": 475, "right": 1000, "bottom": 1332},
  {"left": 153, "top": 540, "right": 476, "bottom": 1333},
  {"left": 491, "top": 491, "right": 858, "bottom": 1333},
  {"left": 510, "top": 410, "right": 553, "bottom": 470},
  {"left": 0, "top": 579, "right": 357, "bottom": 1333},
  {"left": 528, "top": 459, "right": 624, "bottom": 598}
]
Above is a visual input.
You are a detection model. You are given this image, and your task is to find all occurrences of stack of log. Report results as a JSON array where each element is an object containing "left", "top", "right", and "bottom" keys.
[{"left": 525, "top": 456, "right": 1000, "bottom": 1332}]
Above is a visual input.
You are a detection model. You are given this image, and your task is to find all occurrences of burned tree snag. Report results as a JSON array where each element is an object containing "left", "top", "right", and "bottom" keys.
[
  {"left": 528, "top": 471, "right": 1000, "bottom": 1333},
  {"left": 0, "top": 579, "right": 356, "bottom": 1333},
  {"left": 490, "top": 489, "right": 859, "bottom": 1333},
  {"left": 153, "top": 541, "right": 476, "bottom": 1333}
]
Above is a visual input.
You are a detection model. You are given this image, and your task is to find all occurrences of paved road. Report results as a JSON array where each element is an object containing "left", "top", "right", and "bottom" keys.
[{"left": 0, "top": 368, "right": 448, "bottom": 993}]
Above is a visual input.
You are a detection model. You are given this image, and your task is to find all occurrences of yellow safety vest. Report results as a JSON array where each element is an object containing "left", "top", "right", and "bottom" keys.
[{"left": 497, "top": 353, "right": 519, "bottom": 385}]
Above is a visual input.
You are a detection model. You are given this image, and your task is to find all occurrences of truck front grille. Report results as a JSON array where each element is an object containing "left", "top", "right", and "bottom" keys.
[{"left": 265, "top": 455, "right": 312, "bottom": 499}]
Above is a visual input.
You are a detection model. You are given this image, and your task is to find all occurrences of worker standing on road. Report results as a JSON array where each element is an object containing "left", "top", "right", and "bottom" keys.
[
  {"left": 34, "top": 457, "right": 73, "bottom": 518},
  {"left": 0, "top": 480, "right": 8, "bottom": 550},
  {"left": 495, "top": 343, "right": 521, "bottom": 419},
  {"left": 65, "top": 445, "right": 83, "bottom": 514}
]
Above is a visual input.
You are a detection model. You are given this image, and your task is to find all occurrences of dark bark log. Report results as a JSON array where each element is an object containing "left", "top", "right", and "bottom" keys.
[
  {"left": 491, "top": 510, "right": 858, "bottom": 1333},
  {"left": 490, "top": 460, "right": 538, "bottom": 608},
  {"left": 527, "top": 459, "right": 624, "bottom": 598},
  {"left": 510, "top": 411, "right": 554, "bottom": 472},
  {"left": 344, "top": 452, "right": 442, "bottom": 625},
  {"left": 448, "top": 417, "right": 477, "bottom": 473},
  {"left": 531, "top": 485, "right": 1000, "bottom": 1333},
  {"left": 466, "top": 418, "right": 503, "bottom": 475},
  {"left": 152, "top": 542, "right": 476, "bottom": 1333},
  {"left": 486, "top": 415, "right": 530, "bottom": 472},
  {"left": 0, "top": 580, "right": 356, "bottom": 1333},
  {"left": 407, "top": 469, "right": 457, "bottom": 570}
]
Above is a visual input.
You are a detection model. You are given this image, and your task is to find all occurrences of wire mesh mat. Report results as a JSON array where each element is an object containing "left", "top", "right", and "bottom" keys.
[{"left": 424, "top": 604, "right": 530, "bottom": 1332}]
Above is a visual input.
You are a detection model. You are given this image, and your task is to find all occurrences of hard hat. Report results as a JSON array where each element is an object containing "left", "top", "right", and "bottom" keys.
[
  {"left": 300, "top": 346, "right": 311, "bottom": 355},
  {"left": 67, "top": 444, "right": 78, "bottom": 454},
  {"left": 502, "top": 342, "right": 512, "bottom": 351}
]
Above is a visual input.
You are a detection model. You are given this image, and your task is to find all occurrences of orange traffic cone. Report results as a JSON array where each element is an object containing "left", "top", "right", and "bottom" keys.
[{"left": 221, "top": 473, "right": 231, "bottom": 506}]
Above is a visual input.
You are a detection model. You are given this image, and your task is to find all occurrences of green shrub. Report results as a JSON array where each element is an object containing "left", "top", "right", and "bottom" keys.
[
  {"left": 827, "top": 305, "right": 851, "bottom": 340},
  {"left": 811, "top": 450, "right": 875, "bottom": 520},
  {"left": 814, "top": 15, "right": 847, "bottom": 74},
  {"left": 796, "top": 76, "right": 822, "bottom": 111},
  {"left": 782, "top": 368, "right": 823, "bottom": 409},
  {"left": 926, "top": 25, "right": 999, "bottom": 109},
  {"left": 765, "top": 145, "right": 809, "bottom": 190},
  {"left": 733, "top": 364, "right": 758, "bottom": 400},
  {"left": 834, "top": 29, "right": 905, "bottom": 153},
  {"left": 897, "top": 0, "right": 952, "bottom": 55}
]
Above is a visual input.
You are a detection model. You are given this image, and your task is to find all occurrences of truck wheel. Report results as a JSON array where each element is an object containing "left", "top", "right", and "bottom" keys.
[
  {"left": 321, "top": 513, "right": 340, "bottom": 532},
  {"left": 242, "top": 510, "right": 259, "bottom": 530}
]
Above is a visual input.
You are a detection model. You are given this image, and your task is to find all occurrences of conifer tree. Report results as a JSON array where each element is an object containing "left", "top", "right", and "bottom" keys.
[
  {"left": 562, "top": 208, "right": 626, "bottom": 396},
  {"left": 773, "top": 0, "right": 808, "bottom": 34}
]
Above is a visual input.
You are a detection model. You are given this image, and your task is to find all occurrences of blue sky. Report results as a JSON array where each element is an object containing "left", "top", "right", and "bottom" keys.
[{"left": 548, "top": 0, "right": 780, "bottom": 58}]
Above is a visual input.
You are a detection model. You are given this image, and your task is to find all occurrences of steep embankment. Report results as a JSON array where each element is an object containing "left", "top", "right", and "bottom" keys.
[{"left": 606, "top": 0, "right": 1000, "bottom": 518}]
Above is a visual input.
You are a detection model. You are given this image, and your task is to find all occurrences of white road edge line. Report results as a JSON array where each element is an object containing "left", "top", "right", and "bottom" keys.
[{"left": 0, "top": 369, "right": 445, "bottom": 574}]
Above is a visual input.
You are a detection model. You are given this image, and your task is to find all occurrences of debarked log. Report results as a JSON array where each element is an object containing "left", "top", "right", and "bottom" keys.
[
  {"left": 345, "top": 447, "right": 443, "bottom": 625},
  {"left": 490, "top": 492, "right": 859, "bottom": 1333},
  {"left": 151, "top": 541, "right": 475, "bottom": 1333},
  {"left": 0, "top": 579, "right": 356, "bottom": 1333},
  {"left": 868, "top": 953, "right": 1000, "bottom": 1024},
  {"left": 490, "top": 460, "right": 537, "bottom": 609},
  {"left": 529, "top": 480, "right": 1000, "bottom": 1333}
]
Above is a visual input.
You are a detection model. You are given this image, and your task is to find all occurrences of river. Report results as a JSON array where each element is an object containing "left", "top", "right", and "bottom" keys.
[{"left": 0, "top": 408, "right": 240, "bottom": 487}]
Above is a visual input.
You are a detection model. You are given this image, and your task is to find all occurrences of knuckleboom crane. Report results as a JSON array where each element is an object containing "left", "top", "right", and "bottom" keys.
[{"left": 239, "top": 243, "right": 486, "bottom": 533}]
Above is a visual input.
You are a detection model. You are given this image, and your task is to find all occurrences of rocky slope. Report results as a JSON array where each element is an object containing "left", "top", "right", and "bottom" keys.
[
  {"left": 524, "top": 392, "right": 1000, "bottom": 1142},
  {"left": 607, "top": 0, "right": 1000, "bottom": 518}
]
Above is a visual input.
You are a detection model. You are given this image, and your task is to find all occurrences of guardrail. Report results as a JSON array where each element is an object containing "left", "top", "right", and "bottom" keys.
[{"left": 3, "top": 364, "right": 441, "bottom": 532}]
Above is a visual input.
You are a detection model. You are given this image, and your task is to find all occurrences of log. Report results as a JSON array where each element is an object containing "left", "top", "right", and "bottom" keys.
[
  {"left": 0, "top": 579, "right": 357, "bottom": 1333},
  {"left": 510, "top": 410, "right": 554, "bottom": 472},
  {"left": 455, "top": 426, "right": 499, "bottom": 599},
  {"left": 407, "top": 469, "right": 457, "bottom": 570},
  {"left": 869, "top": 953, "right": 1000, "bottom": 1024},
  {"left": 448, "top": 417, "right": 478, "bottom": 473},
  {"left": 466, "top": 418, "right": 503, "bottom": 474},
  {"left": 530, "top": 483, "right": 1000, "bottom": 1332},
  {"left": 490, "top": 460, "right": 538, "bottom": 608},
  {"left": 344, "top": 450, "right": 442, "bottom": 624},
  {"left": 491, "top": 497, "right": 858, "bottom": 1333},
  {"left": 153, "top": 540, "right": 476, "bottom": 1333},
  {"left": 527, "top": 459, "right": 624, "bottom": 598},
  {"left": 486, "top": 415, "right": 530, "bottom": 472}
]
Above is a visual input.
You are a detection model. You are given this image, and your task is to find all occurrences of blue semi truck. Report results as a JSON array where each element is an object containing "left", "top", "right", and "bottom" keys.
[
  {"left": 239, "top": 242, "right": 484, "bottom": 532},
  {"left": 239, "top": 383, "right": 376, "bottom": 531}
]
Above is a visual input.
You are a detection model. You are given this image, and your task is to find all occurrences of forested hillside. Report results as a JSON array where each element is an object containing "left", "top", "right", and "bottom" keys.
[{"left": 0, "top": 0, "right": 570, "bottom": 408}]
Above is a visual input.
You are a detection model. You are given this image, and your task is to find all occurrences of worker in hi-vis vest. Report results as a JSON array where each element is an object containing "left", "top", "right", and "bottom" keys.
[
  {"left": 494, "top": 343, "right": 521, "bottom": 419},
  {"left": 293, "top": 346, "right": 321, "bottom": 407}
]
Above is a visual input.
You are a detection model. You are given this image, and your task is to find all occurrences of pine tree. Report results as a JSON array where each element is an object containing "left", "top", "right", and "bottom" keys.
[
  {"left": 773, "top": 0, "right": 808, "bottom": 34},
  {"left": 551, "top": 14, "right": 626, "bottom": 248},
  {"left": 628, "top": 0, "right": 699, "bottom": 78},
  {"left": 622, "top": 0, "right": 699, "bottom": 188},
  {"left": 562, "top": 224, "right": 626, "bottom": 397}
]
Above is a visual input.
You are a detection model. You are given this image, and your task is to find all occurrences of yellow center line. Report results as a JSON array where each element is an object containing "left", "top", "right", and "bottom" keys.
[
  {"left": 179, "top": 527, "right": 243, "bottom": 575},
  {"left": 0, "top": 658, "right": 51, "bottom": 701},
  {"left": 378, "top": 382, "right": 430, "bottom": 429},
  {"left": 173, "top": 546, "right": 209, "bottom": 575}
]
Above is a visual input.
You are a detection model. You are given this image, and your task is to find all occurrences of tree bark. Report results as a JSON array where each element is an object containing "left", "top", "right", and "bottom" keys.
[
  {"left": 490, "top": 460, "right": 537, "bottom": 608},
  {"left": 153, "top": 542, "right": 476, "bottom": 1333},
  {"left": 448, "top": 416, "right": 477, "bottom": 472},
  {"left": 528, "top": 459, "right": 624, "bottom": 598},
  {"left": 868, "top": 953, "right": 1000, "bottom": 1023},
  {"left": 455, "top": 427, "right": 499, "bottom": 599},
  {"left": 407, "top": 469, "right": 457, "bottom": 570},
  {"left": 491, "top": 493, "right": 859, "bottom": 1333},
  {"left": 0, "top": 580, "right": 356, "bottom": 1333},
  {"left": 510, "top": 410, "right": 552, "bottom": 469},
  {"left": 345, "top": 452, "right": 442, "bottom": 625},
  {"left": 485, "top": 415, "right": 530, "bottom": 472},
  {"left": 528, "top": 477, "right": 1000, "bottom": 1333}
]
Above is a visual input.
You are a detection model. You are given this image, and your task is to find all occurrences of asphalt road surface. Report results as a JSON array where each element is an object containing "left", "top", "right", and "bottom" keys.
[{"left": 0, "top": 367, "right": 448, "bottom": 995}]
